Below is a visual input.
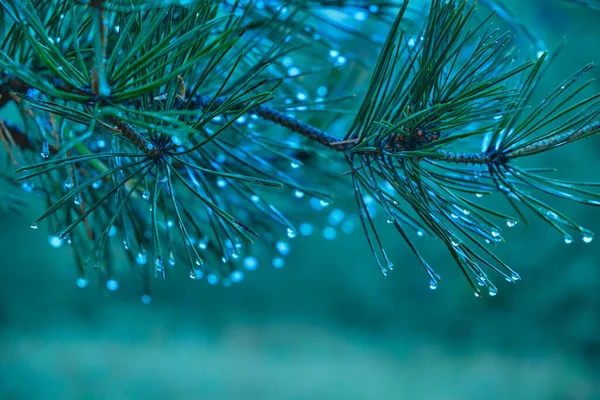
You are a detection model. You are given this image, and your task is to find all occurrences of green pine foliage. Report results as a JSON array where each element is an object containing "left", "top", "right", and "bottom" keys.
[{"left": 0, "top": 0, "right": 598, "bottom": 298}]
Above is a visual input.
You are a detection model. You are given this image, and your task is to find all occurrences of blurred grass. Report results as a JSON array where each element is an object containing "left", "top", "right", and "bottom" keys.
[{"left": 1, "top": 1, "right": 600, "bottom": 399}]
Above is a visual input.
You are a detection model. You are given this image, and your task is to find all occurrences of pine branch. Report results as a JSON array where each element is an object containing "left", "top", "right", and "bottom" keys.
[{"left": 1, "top": 0, "right": 599, "bottom": 299}]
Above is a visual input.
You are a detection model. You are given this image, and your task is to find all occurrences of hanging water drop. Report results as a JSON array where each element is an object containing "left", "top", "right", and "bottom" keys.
[
  {"left": 30, "top": 222, "right": 39, "bottom": 230},
  {"left": 168, "top": 251, "right": 176, "bottom": 266},
  {"left": 583, "top": 233, "right": 594, "bottom": 244},
  {"left": 154, "top": 256, "right": 164, "bottom": 272},
  {"left": 506, "top": 219, "right": 518, "bottom": 228},
  {"left": 142, "top": 190, "right": 150, "bottom": 201},
  {"left": 386, "top": 216, "right": 395, "bottom": 224},
  {"left": 287, "top": 227, "right": 297, "bottom": 238},
  {"left": 189, "top": 270, "right": 203, "bottom": 280},
  {"left": 64, "top": 177, "right": 74, "bottom": 189},
  {"left": 48, "top": 235, "right": 63, "bottom": 248},
  {"left": 40, "top": 138, "right": 49, "bottom": 159},
  {"left": 488, "top": 286, "right": 498, "bottom": 296},
  {"left": 294, "top": 190, "right": 304, "bottom": 199},
  {"left": 290, "top": 161, "right": 300, "bottom": 169},
  {"left": 564, "top": 235, "right": 573, "bottom": 244},
  {"left": 429, "top": 279, "right": 438, "bottom": 290},
  {"left": 474, "top": 291, "right": 482, "bottom": 298},
  {"left": 136, "top": 252, "right": 147, "bottom": 265}
]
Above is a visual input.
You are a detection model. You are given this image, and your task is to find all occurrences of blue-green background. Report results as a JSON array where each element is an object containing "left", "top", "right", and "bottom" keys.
[{"left": 1, "top": 1, "right": 599, "bottom": 399}]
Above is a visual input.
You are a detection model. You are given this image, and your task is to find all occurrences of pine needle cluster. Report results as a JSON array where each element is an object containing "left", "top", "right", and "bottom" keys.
[{"left": 0, "top": 0, "right": 599, "bottom": 299}]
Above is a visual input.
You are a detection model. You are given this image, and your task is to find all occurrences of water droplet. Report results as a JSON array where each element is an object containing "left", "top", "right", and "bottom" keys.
[
  {"left": 319, "top": 199, "right": 330, "bottom": 207},
  {"left": 328, "top": 208, "right": 345, "bottom": 226},
  {"left": 475, "top": 193, "right": 484, "bottom": 198},
  {"left": 491, "top": 229, "right": 501, "bottom": 238},
  {"left": 76, "top": 278, "right": 88, "bottom": 288},
  {"left": 48, "top": 235, "right": 62, "bottom": 248},
  {"left": 21, "top": 182, "right": 34, "bottom": 192},
  {"left": 106, "top": 279, "right": 119, "bottom": 291},
  {"left": 190, "top": 270, "right": 204, "bottom": 280},
  {"left": 123, "top": 240, "right": 130, "bottom": 251},
  {"left": 30, "top": 222, "right": 39, "bottom": 230},
  {"left": 250, "top": 195, "right": 260, "bottom": 203},
  {"left": 141, "top": 294, "right": 151, "bottom": 305},
  {"left": 230, "top": 270, "right": 244, "bottom": 283},
  {"left": 416, "top": 230, "right": 424, "bottom": 237},
  {"left": 40, "top": 138, "right": 49, "bottom": 159},
  {"left": 488, "top": 286, "right": 498, "bottom": 296},
  {"left": 386, "top": 216, "right": 395, "bottom": 224},
  {"left": 243, "top": 256, "right": 258, "bottom": 271},
  {"left": 506, "top": 219, "right": 518, "bottom": 228},
  {"left": 340, "top": 220, "right": 355, "bottom": 234},
  {"left": 299, "top": 223, "right": 314, "bottom": 236},
  {"left": 73, "top": 193, "right": 82, "bottom": 205},
  {"left": 429, "top": 279, "right": 438, "bottom": 290},
  {"left": 276, "top": 241, "right": 290, "bottom": 256},
  {"left": 207, "top": 274, "right": 219, "bottom": 285},
  {"left": 476, "top": 276, "right": 486, "bottom": 287},
  {"left": 64, "top": 177, "right": 73, "bottom": 189},
  {"left": 136, "top": 252, "right": 147, "bottom": 265},
  {"left": 216, "top": 178, "right": 227, "bottom": 188},
  {"left": 583, "top": 233, "right": 594, "bottom": 244},
  {"left": 287, "top": 228, "right": 296, "bottom": 238},
  {"left": 290, "top": 161, "right": 300, "bottom": 169},
  {"left": 564, "top": 235, "right": 573, "bottom": 244},
  {"left": 168, "top": 251, "right": 176, "bottom": 266},
  {"left": 288, "top": 67, "right": 300, "bottom": 76},
  {"left": 510, "top": 272, "right": 521, "bottom": 281},
  {"left": 154, "top": 256, "right": 164, "bottom": 272},
  {"left": 294, "top": 190, "right": 304, "bottom": 198},
  {"left": 142, "top": 190, "right": 150, "bottom": 201},
  {"left": 272, "top": 257, "right": 285, "bottom": 268},
  {"left": 195, "top": 258, "right": 203, "bottom": 266},
  {"left": 323, "top": 226, "right": 337, "bottom": 241},
  {"left": 474, "top": 291, "right": 482, "bottom": 298}
]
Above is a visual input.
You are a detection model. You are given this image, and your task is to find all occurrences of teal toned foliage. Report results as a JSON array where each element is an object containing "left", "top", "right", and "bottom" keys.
[{"left": 0, "top": 0, "right": 599, "bottom": 299}]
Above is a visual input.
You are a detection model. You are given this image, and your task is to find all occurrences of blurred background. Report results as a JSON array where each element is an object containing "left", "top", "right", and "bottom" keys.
[{"left": 1, "top": 1, "right": 600, "bottom": 399}]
